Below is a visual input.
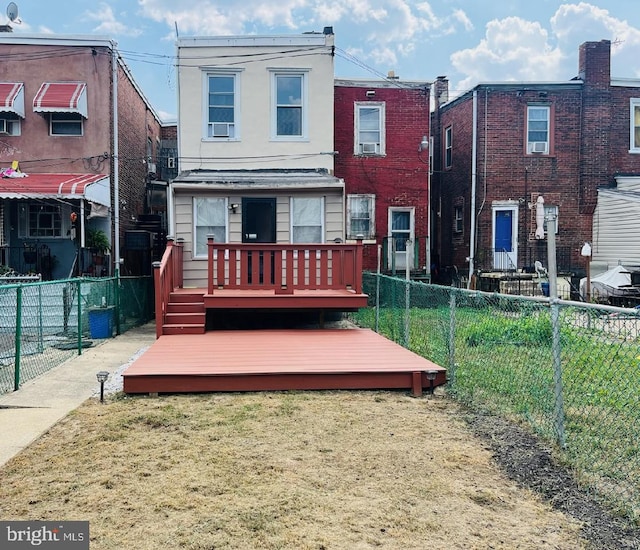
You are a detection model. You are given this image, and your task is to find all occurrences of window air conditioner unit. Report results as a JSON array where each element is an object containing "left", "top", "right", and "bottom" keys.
[
  {"left": 209, "top": 122, "right": 233, "bottom": 138},
  {"left": 167, "top": 157, "right": 175, "bottom": 169},
  {"left": 530, "top": 141, "right": 547, "bottom": 153},
  {"left": 360, "top": 142, "right": 379, "bottom": 154},
  {"left": 147, "top": 162, "right": 157, "bottom": 174},
  {"left": 0, "top": 119, "right": 7, "bottom": 134}
]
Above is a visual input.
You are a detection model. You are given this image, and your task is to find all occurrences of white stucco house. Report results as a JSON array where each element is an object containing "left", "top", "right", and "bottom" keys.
[{"left": 171, "top": 28, "right": 344, "bottom": 288}]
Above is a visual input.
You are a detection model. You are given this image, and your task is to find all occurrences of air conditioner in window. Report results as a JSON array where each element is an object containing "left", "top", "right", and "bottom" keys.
[
  {"left": 209, "top": 122, "right": 233, "bottom": 138},
  {"left": 147, "top": 162, "right": 157, "bottom": 175},
  {"left": 529, "top": 141, "right": 547, "bottom": 153},
  {"left": 360, "top": 142, "right": 380, "bottom": 154},
  {"left": 0, "top": 119, "right": 8, "bottom": 134}
]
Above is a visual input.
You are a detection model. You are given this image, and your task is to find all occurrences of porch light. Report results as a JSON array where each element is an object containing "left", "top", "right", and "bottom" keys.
[
  {"left": 96, "top": 371, "right": 109, "bottom": 403},
  {"left": 228, "top": 203, "right": 239, "bottom": 213},
  {"left": 425, "top": 370, "right": 438, "bottom": 396}
]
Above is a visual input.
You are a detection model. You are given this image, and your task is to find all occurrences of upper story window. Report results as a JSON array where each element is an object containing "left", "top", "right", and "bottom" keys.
[
  {"left": 272, "top": 71, "right": 307, "bottom": 139},
  {"left": 355, "top": 103, "right": 385, "bottom": 155},
  {"left": 347, "top": 194, "right": 375, "bottom": 239},
  {"left": 527, "top": 105, "right": 550, "bottom": 154},
  {"left": 0, "top": 113, "right": 21, "bottom": 136},
  {"left": 194, "top": 197, "right": 227, "bottom": 257},
  {"left": 454, "top": 205, "right": 463, "bottom": 233},
  {"left": 291, "top": 197, "right": 324, "bottom": 242},
  {"left": 630, "top": 98, "right": 640, "bottom": 152},
  {"left": 444, "top": 126, "right": 452, "bottom": 168},
  {"left": 50, "top": 113, "right": 83, "bottom": 136},
  {"left": 206, "top": 74, "right": 237, "bottom": 139}
]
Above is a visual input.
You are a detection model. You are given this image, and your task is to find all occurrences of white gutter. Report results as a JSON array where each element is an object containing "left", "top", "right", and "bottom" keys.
[{"left": 467, "top": 90, "right": 478, "bottom": 288}]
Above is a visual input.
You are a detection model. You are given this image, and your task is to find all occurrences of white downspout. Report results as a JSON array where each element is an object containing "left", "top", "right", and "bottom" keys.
[
  {"left": 467, "top": 90, "right": 478, "bottom": 289},
  {"left": 111, "top": 41, "right": 120, "bottom": 275}
]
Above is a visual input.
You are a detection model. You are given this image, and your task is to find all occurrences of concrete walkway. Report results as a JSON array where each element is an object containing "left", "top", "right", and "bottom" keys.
[{"left": 0, "top": 322, "right": 157, "bottom": 468}]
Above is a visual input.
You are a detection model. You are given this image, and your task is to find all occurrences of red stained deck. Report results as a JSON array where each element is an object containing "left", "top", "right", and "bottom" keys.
[{"left": 123, "top": 328, "right": 446, "bottom": 396}]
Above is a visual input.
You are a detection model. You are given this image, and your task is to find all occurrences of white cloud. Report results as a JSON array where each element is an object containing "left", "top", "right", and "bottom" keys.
[{"left": 84, "top": 2, "right": 143, "bottom": 37}]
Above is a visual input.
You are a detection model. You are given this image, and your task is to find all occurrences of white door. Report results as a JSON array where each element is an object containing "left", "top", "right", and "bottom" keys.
[{"left": 388, "top": 208, "right": 415, "bottom": 271}]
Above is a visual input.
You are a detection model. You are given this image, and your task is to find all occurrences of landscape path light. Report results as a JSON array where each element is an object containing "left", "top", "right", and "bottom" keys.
[{"left": 96, "top": 371, "right": 109, "bottom": 403}]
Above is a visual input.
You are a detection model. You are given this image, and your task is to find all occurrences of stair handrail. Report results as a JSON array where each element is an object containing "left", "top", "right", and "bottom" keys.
[{"left": 153, "top": 237, "right": 184, "bottom": 338}]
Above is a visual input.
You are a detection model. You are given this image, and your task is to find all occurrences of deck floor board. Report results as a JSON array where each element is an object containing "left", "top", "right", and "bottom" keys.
[{"left": 123, "top": 329, "right": 446, "bottom": 394}]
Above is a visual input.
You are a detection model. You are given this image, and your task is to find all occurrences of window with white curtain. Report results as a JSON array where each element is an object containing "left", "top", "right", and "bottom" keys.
[
  {"left": 347, "top": 194, "right": 375, "bottom": 239},
  {"left": 194, "top": 198, "right": 226, "bottom": 257},
  {"left": 291, "top": 197, "right": 323, "bottom": 243}
]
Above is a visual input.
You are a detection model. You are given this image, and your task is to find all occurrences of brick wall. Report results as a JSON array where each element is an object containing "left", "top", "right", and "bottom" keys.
[{"left": 334, "top": 83, "right": 430, "bottom": 271}]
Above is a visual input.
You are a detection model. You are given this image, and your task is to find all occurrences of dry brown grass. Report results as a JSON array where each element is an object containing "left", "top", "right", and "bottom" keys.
[{"left": 0, "top": 391, "right": 588, "bottom": 549}]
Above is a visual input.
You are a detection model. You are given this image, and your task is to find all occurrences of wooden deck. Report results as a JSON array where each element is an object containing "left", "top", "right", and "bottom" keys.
[{"left": 122, "top": 328, "right": 446, "bottom": 396}]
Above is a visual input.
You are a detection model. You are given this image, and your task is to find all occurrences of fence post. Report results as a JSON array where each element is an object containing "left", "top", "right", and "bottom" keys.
[
  {"left": 77, "top": 279, "right": 83, "bottom": 355},
  {"left": 14, "top": 285, "right": 22, "bottom": 391},
  {"left": 449, "top": 290, "right": 456, "bottom": 384},
  {"left": 404, "top": 240, "right": 411, "bottom": 348},
  {"left": 376, "top": 245, "right": 381, "bottom": 334},
  {"left": 551, "top": 301, "right": 565, "bottom": 448},
  {"left": 114, "top": 272, "right": 121, "bottom": 336},
  {"left": 38, "top": 284, "right": 44, "bottom": 353}
]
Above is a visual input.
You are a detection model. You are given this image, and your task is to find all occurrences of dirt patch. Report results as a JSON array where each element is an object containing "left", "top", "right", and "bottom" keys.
[
  {"left": 464, "top": 410, "right": 640, "bottom": 549},
  {"left": 3, "top": 390, "right": 637, "bottom": 548}
]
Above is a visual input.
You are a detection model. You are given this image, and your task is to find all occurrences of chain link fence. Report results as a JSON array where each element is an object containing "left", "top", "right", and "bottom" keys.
[
  {"left": 0, "top": 275, "right": 153, "bottom": 395},
  {"left": 350, "top": 272, "right": 640, "bottom": 525}
]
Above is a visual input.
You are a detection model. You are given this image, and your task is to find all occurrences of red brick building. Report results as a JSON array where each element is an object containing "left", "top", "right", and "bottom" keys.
[
  {"left": 334, "top": 79, "right": 431, "bottom": 276},
  {"left": 431, "top": 40, "right": 640, "bottom": 290},
  {"left": 0, "top": 34, "right": 163, "bottom": 278}
]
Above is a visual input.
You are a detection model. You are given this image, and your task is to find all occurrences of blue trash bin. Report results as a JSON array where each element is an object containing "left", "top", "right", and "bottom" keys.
[{"left": 88, "top": 307, "right": 114, "bottom": 339}]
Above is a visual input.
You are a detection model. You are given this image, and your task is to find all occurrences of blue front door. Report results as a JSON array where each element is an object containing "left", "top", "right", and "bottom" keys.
[{"left": 493, "top": 208, "right": 517, "bottom": 270}]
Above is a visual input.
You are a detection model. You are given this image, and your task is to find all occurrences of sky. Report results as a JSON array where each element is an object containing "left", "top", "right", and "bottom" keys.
[{"left": 6, "top": 0, "right": 640, "bottom": 122}]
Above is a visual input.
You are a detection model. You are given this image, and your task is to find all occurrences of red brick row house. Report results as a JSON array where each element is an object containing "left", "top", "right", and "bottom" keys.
[
  {"left": 0, "top": 34, "right": 164, "bottom": 279},
  {"left": 431, "top": 40, "right": 640, "bottom": 294},
  {"left": 334, "top": 78, "right": 431, "bottom": 278}
]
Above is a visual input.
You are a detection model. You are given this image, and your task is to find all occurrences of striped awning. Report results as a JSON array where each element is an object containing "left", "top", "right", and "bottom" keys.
[
  {"left": 0, "top": 173, "right": 109, "bottom": 206},
  {"left": 0, "top": 82, "right": 25, "bottom": 117},
  {"left": 33, "top": 82, "right": 87, "bottom": 117}
]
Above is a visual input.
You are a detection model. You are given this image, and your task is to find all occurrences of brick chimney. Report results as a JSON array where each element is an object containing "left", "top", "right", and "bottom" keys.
[
  {"left": 434, "top": 76, "right": 449, "bottom": 108},
  {"left": 578, "top": 40, "right": 611, "bottom": 88}
]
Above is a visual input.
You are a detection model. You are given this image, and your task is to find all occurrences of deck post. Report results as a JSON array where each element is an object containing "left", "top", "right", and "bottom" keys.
[
  {"left": 153, "top": 260, "right": 162, "bottom": 338},
  {"left": 175, "top": 238, "right": 184, "bottom": 288},
  {"left": 355, "top": 235, "right": 364, "bottom": 293},
  {"left": 207, "top": 235, "right": 214, "bottom": 295},
  {"left": 411, "top": 371, "right": 423, "bottom": 397}
]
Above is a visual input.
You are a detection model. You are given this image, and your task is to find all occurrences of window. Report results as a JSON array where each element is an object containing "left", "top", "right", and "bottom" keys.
[
  {"left": 454, "top": 205, "right": 463, "bottom": 233},
  {"left": 50, "top": 113, "right": 83, "bottom": 136},
  {"left": 272, "top": 72, "right": 306, "bottom": 139},
  {"left": 207, "top": 74, "right": 236, "bottom": 139},
  {"left": 444, "top": 126, "right": 452, "bottom": 168},
  {"left": 0, "top": 113, "right": 21, "bottom": 136},
  {"left": 355, "top": 103, "right": 385, "bottom": 155},
  {"left": 291, "top": 197, "right": 323, "bottom": 243},
  {"left": 630, "top": 98, "right": 640, "bottom": 151},
  {"left": 347, "top": 194, "right": 375, "bottom": 239},
  {"left": 194, "top": 198, "right": 227, "bottom": 257},
  {"left": 19, "top": 204, "right": 64, "bottom": 238},
  {"left": 527, "top": 105, "right": 549, "bottom": 154}
]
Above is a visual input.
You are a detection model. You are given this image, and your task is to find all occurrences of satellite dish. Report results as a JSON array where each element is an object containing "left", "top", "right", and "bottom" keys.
[{"left": 6, "top": 2, "right": 18, "bottom": 22}]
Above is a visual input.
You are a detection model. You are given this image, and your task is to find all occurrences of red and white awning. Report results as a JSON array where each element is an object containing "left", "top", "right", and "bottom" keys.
[
  {"left": 33, "top": 82, "right": 87, "bottom": 117},
  {"left": 0, "top": 173, "right": 109, "bottom": 206},
  {"left": 0, "top": 82, "right": 25, "bottom": 118}
]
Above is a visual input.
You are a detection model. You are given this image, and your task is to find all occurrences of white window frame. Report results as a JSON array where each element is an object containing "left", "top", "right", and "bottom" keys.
[
  {"left": 347, "top": 194, "right": 375, "bottom": 239},
  {"left": 193, "top": 197, "right": 228, "bottom": 259},
  {"left": 527, "top": 105, "right": 550, "bottom": 154},
  {"left": 290, "top": 196, "right": 324, "bottom": 243},
  {"left": 454, "top": 205, "right": 463, "bottom": 233},
  {"left": 630, "top": 98, "right": 640, "bottom": 152},
  {"left": 444, "top": 126, "right": 452, "bottom": 168},
  {"left": 49, "top": 113, "right": 83, "bottom": 136},
  {"left": 354, "top": 102, "right": 385, "bottom": 156},
  {"left": 270, "top": 70, "right": 308, "bottom": 140},
  {"left": 0, "top": 114, "right": 21, "bottom": 136},
  {"left": 203, "top": 71, "right": 241, "bottom": 141},
  {"left": 18, "top": 203, "right": 70, "bottom": 239}
]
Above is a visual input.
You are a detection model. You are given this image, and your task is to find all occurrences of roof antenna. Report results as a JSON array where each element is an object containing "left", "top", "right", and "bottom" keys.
[{"left": 174, "top": 20, "right": 179, "bottom": 38}]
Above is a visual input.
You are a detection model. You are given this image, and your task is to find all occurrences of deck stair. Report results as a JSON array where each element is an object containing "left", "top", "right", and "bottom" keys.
[{"left": 163, "top": 291, "right": 205, "bottom": 335}]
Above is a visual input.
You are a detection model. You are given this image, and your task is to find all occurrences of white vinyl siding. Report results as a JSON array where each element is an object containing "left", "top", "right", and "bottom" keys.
[{"left": 593, "top": 187, "right": 640, "bottom": 265}]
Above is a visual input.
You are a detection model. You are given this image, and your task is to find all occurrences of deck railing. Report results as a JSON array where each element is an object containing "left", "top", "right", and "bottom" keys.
[
  {"left": 207, "top": 237, "right": 363, "bottom": 295},
  {"left": 153, "top": 237, "right": 184, "bottom": 338}
]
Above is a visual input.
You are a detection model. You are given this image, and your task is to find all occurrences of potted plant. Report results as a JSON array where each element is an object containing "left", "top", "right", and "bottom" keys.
[{"left": 86, "top": 229, "right": 110, "bottom": 267}]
